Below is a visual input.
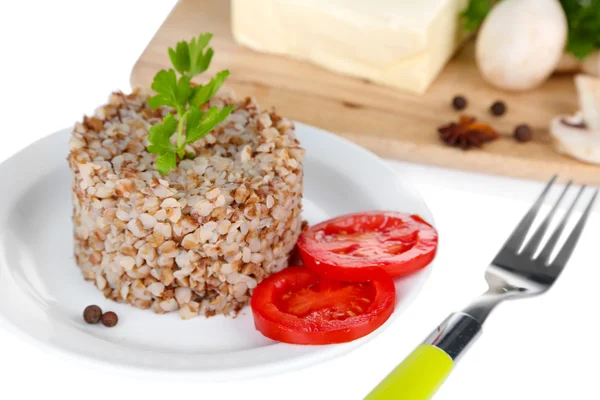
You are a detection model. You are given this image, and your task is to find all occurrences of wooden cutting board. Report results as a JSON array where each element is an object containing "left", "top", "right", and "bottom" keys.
[{"left": 131, "top": 0, "right": 600, "bottom": 185}]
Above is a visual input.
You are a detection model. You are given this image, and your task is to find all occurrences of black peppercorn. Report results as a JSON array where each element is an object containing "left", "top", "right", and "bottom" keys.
[
  {"left": 490, "top": 101, "right": 506, "bottom": 116},
  {"left": 452, "top": 95, "right": 467, "bottom": 110},
  {"left": 514, "top": 124, "right": 532, "bottom": 142}
]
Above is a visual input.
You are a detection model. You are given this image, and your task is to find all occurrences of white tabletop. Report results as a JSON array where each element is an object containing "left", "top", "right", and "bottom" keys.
[{"left": 0, "top": 1, "right": 598, "bottom": 399}]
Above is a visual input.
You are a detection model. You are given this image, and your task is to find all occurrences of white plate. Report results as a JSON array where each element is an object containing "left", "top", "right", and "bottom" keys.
[{"left": 0, "top": 122, "right": 433, "bottom": 380}]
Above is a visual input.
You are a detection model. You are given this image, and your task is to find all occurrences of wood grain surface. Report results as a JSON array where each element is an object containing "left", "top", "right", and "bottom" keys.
[{"left": 131, "top": 0, "right": 600, "bottom": 185}]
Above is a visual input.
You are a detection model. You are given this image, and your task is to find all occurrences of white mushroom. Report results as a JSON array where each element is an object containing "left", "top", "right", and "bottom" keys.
[
  {"left": 476, "top": 0, "right": 567, "bottom": 91},
  {"left": 550, "top": 75, "right": 600, "bottom": 165},
  {"left": 550, "top": 116, "right": 600, "bottom": 164}
]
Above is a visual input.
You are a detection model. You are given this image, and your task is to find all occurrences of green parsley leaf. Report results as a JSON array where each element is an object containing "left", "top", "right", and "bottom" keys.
[
  {"left": 188, "top": 33, "right": 214, "bottom": 78},
  {"left": 147, "top": 113, "right": 177, "bottom": 154},
  {"left": 176, "top": 76, "right": 192, "bottom": 107},
  {"left": 184, "top": 107, "right": 204, "bottom": 138},
  {"left": 185, "top": 105, "right": 234, "bottom": 144},
  {"left": 461, "top": 0, "right": 499, "bottom": 32},
  {"left": 190, "top": 70, "right": 230, "bottom": 107},
  {"left": 148, "top": 69, "right": 178, "bottom": 110},
  {"left": 168, "top": 41, "right": 191, "bottom": 76},
  {"left": 561, "top": 0, "right": 600, "bottom": 59},
  {"left": 155, "top": 152, "right": 177, "bottom": 175},
  {"left": 148, "top": 70, "right": 192, "bottom": 112}
]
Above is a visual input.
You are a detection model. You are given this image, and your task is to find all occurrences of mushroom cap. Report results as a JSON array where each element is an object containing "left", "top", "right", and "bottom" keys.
[
  {"left": 550, "top": 115, "right": 600, "bottom": 165},
  {"left": 476, "top": 0, "right": 567, "bottom": 91}
]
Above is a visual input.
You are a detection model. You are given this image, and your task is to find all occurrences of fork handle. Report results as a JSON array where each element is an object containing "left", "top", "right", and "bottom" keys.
[{"left": 365, "top": 313, "right": 482, "bottom": 400}]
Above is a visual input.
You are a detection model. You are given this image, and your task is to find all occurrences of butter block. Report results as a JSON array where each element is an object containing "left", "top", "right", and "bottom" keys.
[{"left": 231, "top": 0, "right": 468, "bottom": 94}]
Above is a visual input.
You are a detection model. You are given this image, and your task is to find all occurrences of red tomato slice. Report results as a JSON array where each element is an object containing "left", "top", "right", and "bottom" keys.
[
  {"left": 297, "top": 212, "right": 438, "bottom": 281},
  {"left": 251, "top": 266, "right": 395, "bottom": 345}
]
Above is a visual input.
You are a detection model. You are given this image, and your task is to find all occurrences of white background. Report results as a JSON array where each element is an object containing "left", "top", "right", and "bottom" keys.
[{"left": 0, "top": 1, "right": 598, "bottom": 399}]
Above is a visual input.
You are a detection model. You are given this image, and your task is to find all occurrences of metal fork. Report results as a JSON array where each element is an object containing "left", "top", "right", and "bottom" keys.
[{"left": 366, "top": 177, "right": 598, "bottom": 400}]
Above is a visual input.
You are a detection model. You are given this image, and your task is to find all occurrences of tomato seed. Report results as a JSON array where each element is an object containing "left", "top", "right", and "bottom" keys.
[
  {"left": 353, "top": 306, "right": 364, "bottom": 313},
  {"left": 347, "top": 311, "right": 357, "bottom": 317},
  {"left": 360, "top": 298, "right": 371, "bottom": 304}
]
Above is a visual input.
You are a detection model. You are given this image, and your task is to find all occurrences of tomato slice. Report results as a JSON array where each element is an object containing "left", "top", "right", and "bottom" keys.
[
  {"left": 297, "top": 212, "right": 438, "bottom": 281},
  {"left": 251, "top": 266, "right": 395, "bottom": 344}
]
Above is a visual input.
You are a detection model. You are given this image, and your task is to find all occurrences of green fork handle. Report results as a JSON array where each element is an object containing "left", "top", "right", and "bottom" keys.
[
  {"left": 365, "top": 312, "right": 482, "bottom": 400},
  {"left": 364, "top": 344, "right": 453, "bottom": 400}
]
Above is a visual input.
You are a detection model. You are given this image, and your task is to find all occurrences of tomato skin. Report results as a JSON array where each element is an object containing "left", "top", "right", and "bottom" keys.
[
  {"left": 251, "top": 266, "right": 396, "bottom": 345},
  {"left": 297, "top": 212, "right": 438, "bottom": 282}
]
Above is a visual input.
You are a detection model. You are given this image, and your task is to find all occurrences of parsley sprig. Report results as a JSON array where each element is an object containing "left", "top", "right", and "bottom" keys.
[
  {"left": 561, "top": 0, "right": 600, "bottom": 60},
  {"left": 147, "top": 33, "right": 234, "bottom": 174}
]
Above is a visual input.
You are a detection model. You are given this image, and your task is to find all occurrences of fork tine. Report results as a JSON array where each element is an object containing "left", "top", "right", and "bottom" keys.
[
  {"left": 537, "top": 186, "right": 585, "bottom": 265},
  {"left": 521, "top": 181, "right": 572, "bottom": 258},
  {"left": 547, "top": 189, "right": 598, "bottom": 270},
  {"left": 501, "top": 176, "right": 557, "bottom": 253}
]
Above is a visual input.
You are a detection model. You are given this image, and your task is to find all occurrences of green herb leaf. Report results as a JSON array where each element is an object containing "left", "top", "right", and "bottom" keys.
[
  {"left": 168, "top": 41, "right": 191, "bottom": 76},
  {"left": 184, "top": 107, "right": 204, "bottom": 138},
  {"left": 148, "top": 114, "right": 178, "bottom": 174},
  {"left": 190, "top": 70, "right": 230, "bottom": 107},
  {"left": 461, "top": 0, "right": 499, "bottom": 33},
  {"left": 148, "top": 70, "right": 192, "bottom": 112},
  {"left": 147, "top": 113, "right": 177, "bottom": 154},
  {"left": 176, "top": 76, "right": 192, "bottom": 107},
  {"left": 188, "top": 33, "right": 214, "bottom": 78},
  {"left": 148, "top": 69, "right": 178, "bottom": 110},
  {"left": 185, "top": 106, "right": 234, "bottom": 144},
  {"left": 155, "top": 152, "right": 177, "bottom": 175},
  {"left": 561, "top": 0, "right": 600, "bottom": 59}
]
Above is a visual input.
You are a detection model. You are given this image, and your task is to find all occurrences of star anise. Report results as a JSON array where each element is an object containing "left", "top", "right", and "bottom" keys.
[{"left": 438, "top": 115, "right": 498, "bottom": 150}]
